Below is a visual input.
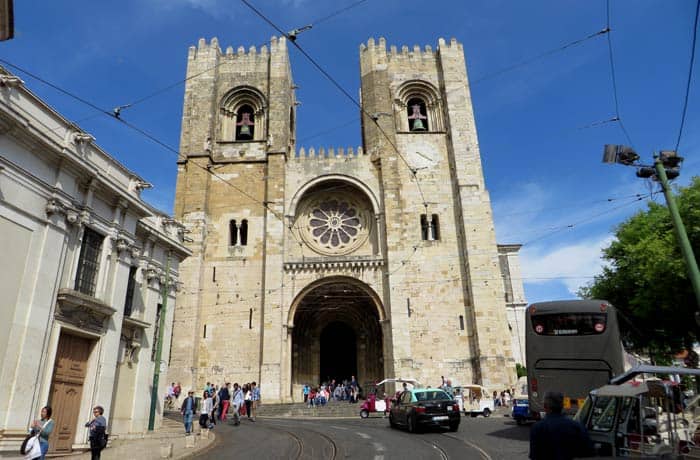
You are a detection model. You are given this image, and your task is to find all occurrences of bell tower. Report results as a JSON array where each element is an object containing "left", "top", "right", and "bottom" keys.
[
  {"left": 359, "top": 37, "right": 516, "bottom": 389},
  {"left": 170, "top": 36, "right": 296, "bottom": 393}
]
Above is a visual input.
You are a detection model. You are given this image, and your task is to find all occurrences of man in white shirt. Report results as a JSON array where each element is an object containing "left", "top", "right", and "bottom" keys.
[{"left": 231, "top": 383, "right": 244, "bottom": 426}]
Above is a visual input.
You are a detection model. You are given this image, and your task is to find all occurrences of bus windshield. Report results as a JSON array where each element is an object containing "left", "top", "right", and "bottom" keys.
[{"left": 531, "top": 312, "right": 607, "bottom": 336}]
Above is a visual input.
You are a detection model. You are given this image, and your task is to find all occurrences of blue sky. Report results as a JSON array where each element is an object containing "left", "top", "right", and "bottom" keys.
[{"left": 2, "top": 0, "right": 698, "bottom": 303}]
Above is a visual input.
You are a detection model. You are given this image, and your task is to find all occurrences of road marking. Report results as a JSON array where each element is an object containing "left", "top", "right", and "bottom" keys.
[
  {"left": 355, "top": 431, "right": 371, "bottom": 439},
  {"left": 330, "top": 425, "right": 347, "bottom": 430},
  {"left": 372, "top": 442, "right": 385, "bottom": 452},
  {"left": 373, "top": 456, "right": 384, "bottom": 460}
]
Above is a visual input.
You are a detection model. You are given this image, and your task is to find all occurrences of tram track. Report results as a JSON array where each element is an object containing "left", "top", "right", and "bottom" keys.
[{"left": 264, "top": 421, "right": 339, "bottom": 460}]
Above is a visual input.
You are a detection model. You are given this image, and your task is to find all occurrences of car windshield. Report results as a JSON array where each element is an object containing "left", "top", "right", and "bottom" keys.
[{"left": 414, "top": 390, "right": 451, "bottom": 402}]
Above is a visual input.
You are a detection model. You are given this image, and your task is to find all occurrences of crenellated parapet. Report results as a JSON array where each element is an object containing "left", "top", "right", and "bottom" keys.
[
  {"left": 359, "top": 37, "right": 463, "bottom": 67},
  {"left": 187, "top": 36, "right": 289, "bottom": 63},
  {"left": 293, "top": 146, "right": 365, "bottom": 160}
]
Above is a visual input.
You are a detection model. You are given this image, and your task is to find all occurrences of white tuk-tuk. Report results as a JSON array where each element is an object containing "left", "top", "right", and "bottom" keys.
[
  {"left": 462, "top": 384, "right": 494, "bottom": 417},
  {"left": 574, "top": 365, "right": 700, "bottom": 458}
]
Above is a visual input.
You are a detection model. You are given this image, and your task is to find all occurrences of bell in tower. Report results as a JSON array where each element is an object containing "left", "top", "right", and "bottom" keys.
[
  {"left": 236, "top": 110, "right": 254, "bottom": 140},
  {"left": 408, "top": 102, "right": 427, "bottom": 131}
]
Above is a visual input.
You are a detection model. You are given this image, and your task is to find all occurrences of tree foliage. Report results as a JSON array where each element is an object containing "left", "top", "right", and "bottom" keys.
[{"left": 579, "top": 177, "right": 700, "bottom": 356}]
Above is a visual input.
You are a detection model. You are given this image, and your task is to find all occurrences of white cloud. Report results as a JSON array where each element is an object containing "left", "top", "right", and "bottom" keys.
[{"left": 520, "top": 234, "right": 614, "bottom": 295}]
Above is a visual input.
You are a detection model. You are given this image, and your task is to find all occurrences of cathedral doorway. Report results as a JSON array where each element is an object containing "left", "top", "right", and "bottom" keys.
[
  {"left": 319, "top": 322, "right": 357, "bottom": 383},
  {"left": 291, "top": 277, "right": 384, "bottom": 392}
]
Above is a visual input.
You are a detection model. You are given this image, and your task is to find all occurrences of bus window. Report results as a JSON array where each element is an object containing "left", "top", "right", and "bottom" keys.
[
  {"left": 531, "top": 313, "right": 607, "bottom": 336},
  {"left": 590, "top": 396, "right": 618, "bottom": 432}
]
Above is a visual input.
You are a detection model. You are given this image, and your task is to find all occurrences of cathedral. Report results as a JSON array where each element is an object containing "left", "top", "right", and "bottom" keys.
[{"left": 167, "top": 35, "right": 525, "bottom": 403}]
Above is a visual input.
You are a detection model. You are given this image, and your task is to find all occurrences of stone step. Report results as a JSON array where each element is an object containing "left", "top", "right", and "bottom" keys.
[{"left": 257, "top": 401, "right": 366, "bottom": 418}]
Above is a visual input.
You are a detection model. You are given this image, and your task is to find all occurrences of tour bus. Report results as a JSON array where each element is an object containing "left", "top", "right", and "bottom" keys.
[{"left": 526, "top": 300, "right": 625, "bottom": 418}]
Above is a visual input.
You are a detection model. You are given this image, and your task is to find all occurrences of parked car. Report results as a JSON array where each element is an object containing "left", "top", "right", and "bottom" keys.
[
  {"left": 389, "top": 388, "right": 460, "bottom": 433},
  {"left": 462, "top": 384, "right": 494, "bottom": 417}
]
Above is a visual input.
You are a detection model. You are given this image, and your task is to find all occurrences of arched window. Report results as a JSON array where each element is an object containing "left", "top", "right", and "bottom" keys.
[
  {"left": 240, "top": 219, "right": 248, "bottom": 246},
  {"left": 229, "top": 219, "right": 238, "bottom": 246},
  {"left": 219, "top": 86, "right": 266, "bottom": 142},
  {"left": 395, "top": 80, "right": 444, "bottom": 133},
  {"left": 236, "top": 104, "right": 255, "bottom": 140},
  {"left": 407, "top": 97, "right": 428, "bottom": 131}
]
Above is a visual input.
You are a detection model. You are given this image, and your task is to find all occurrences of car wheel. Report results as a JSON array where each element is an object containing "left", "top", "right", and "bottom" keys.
[
  {"left": 389, "top": 413, "right": 397, "bottom": 428},
  {"left": 449, "top": 422, "right": 459, "bottom": 432},
  {"left": 407, "top": 414, "right": 416, "bottom": 433},
  {"left": 483, "top": 408, "right": 491, "bottom": 418},
  {"left": 360, "top": 409, "right": 369, "bottom": 419},
  {"left": 516, "top": 418, "right": 523, "bottom": 426}
]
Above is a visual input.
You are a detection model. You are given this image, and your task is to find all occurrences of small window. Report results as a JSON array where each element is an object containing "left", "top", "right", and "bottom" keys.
[
  {"left": 430, "top": 214, "right": 440, "bottom": 240},
  {"left": 123, "top": 266, "right": 138, "bottom": 317},
  {"left": 407, "top": 97, "right": 428, "bottom": 132},
  {"left": 235, "top": 104, "right": 255, "bottom": 140},
  {"left": 74, "top": 227, "right": 103, "bottom": 296},
  {"left": 240, "top": 219, "right": 248, "bottom": 246},
  {"left": 459, "top": 315, "right": 465, "bottom": 330},
  {"left": 420, "top": 214, "right": 440, "bottom": 241},
  {"left": 420, "top": 215, "right": 429, "bottom": 240},
  {"left": 229, "top": 220, "right": 238, "bottom": 246}
]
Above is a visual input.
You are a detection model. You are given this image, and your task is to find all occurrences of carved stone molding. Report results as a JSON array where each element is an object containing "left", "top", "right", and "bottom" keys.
[
  {"left": 56, "top": 288, "right": 116, "bottom": 334},
  {"left": 72, "top": 132, "right": 95, "bottom": 145},
  {"left": 0, "top": 75, "right": 24, "bottom": 88},
  {"left": 45, "top": 198, "right": 90, "bottom": 227},
  {"left": 283, "top": 257, "right": 384, "bottom": 272}
]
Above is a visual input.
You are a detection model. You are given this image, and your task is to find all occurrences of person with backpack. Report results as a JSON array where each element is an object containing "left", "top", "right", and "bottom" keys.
[{"left": 20, "top": 428, "right": 41, "bottom": 460}]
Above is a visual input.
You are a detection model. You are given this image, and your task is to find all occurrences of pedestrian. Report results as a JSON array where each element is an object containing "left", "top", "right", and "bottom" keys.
[
  {"left": 250, "top": 381, "right": 260, "bottom": 421},
  {"left": 244, "top": 384, "right": 252, "bottom": 420},
  {"left": 29, "top": 406, "right": 54, "bottom": 460},
  {"left": 210, "top": 389, "right": 219, "bottom": 426},
  {"left": 200, "top": 390, "right": 212, "bottom": 429},
  {"left": 219, "top": 383, "right": 231, "bottom": 421},
  {"left": 231, "top": 383, "right": 244, "bottom": 426},
  {"left": 22, "top": 428, "right": 41, "bottom": 460},
  {"left": 181, "top": 390, "right": 195, "bottom": 434},
  {"left": 529, "top": 391, "right": 594, "bottom": 459},
  {"left": 85, "top": 406, "right": 107, "bottom": 460},
  {"left": 303, "top": 384, "right": 310, "bottom": 403}
]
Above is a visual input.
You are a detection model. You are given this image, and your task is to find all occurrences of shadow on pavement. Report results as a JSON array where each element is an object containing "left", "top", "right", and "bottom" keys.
[{"left": 485, "top": 420, "right": 532, "bottom": 441}]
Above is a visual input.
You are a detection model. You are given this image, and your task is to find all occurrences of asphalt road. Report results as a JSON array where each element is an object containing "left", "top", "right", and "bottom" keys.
[{"left": 191, "top": 414, "right": 531, "bottom": 459}]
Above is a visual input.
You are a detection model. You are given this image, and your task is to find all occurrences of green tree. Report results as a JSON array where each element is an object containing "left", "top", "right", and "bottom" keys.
[{"left": 579, "top": 177, "right": 700, "bottom": 357}]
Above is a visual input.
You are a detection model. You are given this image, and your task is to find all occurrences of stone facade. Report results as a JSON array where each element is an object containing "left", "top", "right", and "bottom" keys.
[
  {"left": 0, "top": 68, "right": 190, "bottom": 455},
  {"left": 168, "top": 36, "right": 524, "bottom": 402}
]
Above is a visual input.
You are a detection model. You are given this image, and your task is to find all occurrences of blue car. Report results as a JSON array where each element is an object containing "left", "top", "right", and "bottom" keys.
[{"left": 511, "top": 397, "right": 532, "bottom": 425}]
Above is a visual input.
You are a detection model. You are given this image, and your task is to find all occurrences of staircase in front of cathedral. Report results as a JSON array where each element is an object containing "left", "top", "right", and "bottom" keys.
[{"left": 256, "top": 400, "right": 368, "bottom": 419}]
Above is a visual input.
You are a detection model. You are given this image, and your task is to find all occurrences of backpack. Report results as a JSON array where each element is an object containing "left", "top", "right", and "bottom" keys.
[{"left": 20, "top": 433, "right": 35, "bottom": 455}]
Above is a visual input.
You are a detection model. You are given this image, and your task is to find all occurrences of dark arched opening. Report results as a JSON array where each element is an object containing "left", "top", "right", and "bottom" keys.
[{"left": 320, "top": 322, "right": 357, "bottom": 384}]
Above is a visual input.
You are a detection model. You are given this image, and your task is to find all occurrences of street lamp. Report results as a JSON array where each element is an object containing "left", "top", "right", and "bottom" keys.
[{"left": 603, "top": 145, "right": 700, "bottom": 318}]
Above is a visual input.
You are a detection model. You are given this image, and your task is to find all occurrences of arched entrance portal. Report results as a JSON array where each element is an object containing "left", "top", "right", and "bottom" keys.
[{"left": 292, "top": 279, "right": 384, "bottom": 391}]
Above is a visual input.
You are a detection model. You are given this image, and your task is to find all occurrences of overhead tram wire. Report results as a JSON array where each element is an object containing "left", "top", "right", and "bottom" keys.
[
  {"left": 238, "top": 0, "right": 429, "bottom": 211},
  {"left": 108, "top": 0, "right": 370, "bottom": 115},
  {"left": 468, "top": 27, "right": 610, "bottom": 86},
  {"left": 0, "top": 59, "right": 311, "bottom": 243},
  {"left": 520, "top": 193, "right": 652, "bottom": 246},
  {"left": 605, "top": 0, "right": 635, "bottom": 148},
  {"left": 674, "top": 0, "right": 700, "bottom": 152}
]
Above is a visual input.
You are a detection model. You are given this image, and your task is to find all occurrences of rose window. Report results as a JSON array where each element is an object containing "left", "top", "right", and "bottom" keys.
[{"left": 299, "top": 194, "right": 371, "bottom": 255}]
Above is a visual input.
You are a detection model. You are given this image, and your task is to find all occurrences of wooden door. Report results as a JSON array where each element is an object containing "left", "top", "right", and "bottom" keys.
[{"left": 49, "top": 333, "right": 93, "bottom": 453}]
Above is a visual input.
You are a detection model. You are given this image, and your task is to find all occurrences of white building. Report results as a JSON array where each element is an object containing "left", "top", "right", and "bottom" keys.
[
  {"left": 499, "top": 244, "right": 528, "bottom": 366},
  {"left": 0, "top": 68, "right": 190, "bottom": 455}
]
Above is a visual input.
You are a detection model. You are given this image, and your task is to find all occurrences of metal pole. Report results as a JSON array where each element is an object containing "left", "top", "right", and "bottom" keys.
[
  {"left": 148, "top": 252, "right": 171, "bottom": 431},
  {"left": 654, "top": 158, "right": 700, "bottom": 311}
]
